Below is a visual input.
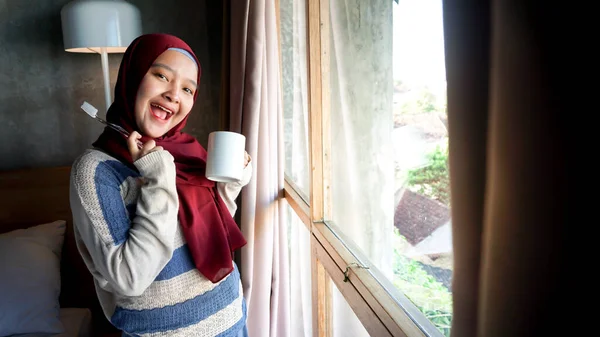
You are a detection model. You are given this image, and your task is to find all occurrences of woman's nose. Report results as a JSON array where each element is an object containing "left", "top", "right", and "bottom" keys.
[{"left": 163, "top": 86, "right": 180, "bottom": 103}]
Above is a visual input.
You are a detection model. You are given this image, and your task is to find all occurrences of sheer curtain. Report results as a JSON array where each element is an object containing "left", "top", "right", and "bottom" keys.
[
  {"left": 328, "top": 1, "right": 394, "bottom": 336},
  {"left": 229, "top": 0, "right": 290, "bottom": 336},
  {"left": 280, "top": 0, "right": 313, "bottom": 336},
  {"left": 287, "top": 209, "right": 312, "bottom": 337},
  {"left": 328, "top": 0, "right": 395, "bottom": 278}
]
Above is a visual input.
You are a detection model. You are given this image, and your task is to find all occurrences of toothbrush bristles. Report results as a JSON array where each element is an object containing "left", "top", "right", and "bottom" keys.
[{"left": 81, "top": 101, "right": 98, "bottom": 118}]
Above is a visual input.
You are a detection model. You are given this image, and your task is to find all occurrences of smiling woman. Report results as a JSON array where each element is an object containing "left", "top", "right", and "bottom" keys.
[
  {"left": 68, "top": 33, "right": 252, "bottom": 337},
  {"left": 134, "top": 49, "right": 198, "bottom": 138}
]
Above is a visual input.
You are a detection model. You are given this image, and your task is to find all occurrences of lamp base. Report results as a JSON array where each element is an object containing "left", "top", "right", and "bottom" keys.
[{"left": 100, "top": 47, "right": 111, "bottom": 112}]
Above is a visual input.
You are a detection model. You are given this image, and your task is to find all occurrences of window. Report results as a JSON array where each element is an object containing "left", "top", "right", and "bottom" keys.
[
  {"left": 280, "top": 0, "right": 451, "bottom": 336},
  {"left": 281, "top": 0, "right": 310, "bottom": 200}
]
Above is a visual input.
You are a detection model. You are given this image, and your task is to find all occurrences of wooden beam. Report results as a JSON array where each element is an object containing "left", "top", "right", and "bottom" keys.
[
  {"left": 307, "top": 0, "right": 324, "bottom": 222},
  {"left": 306, "top": 0, "right": 330, "bottom": 335},
  {"left": 313, "top": 237, "right": 333, "bottom": 337},
  {"left": 319, "top": 0, "right": 332, "bottom": 219},
  {"left": 313, "top": 236, "right": 393, "bottom": 337},
  {"left": 313, "top": 222, "right": 426, "bottom": 337},
  {"left": 284, "top": 179, "right": 311, "bottom": 230}
]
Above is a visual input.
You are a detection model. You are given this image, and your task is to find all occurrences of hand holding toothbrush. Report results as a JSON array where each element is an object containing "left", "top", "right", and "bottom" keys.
[
  {"left": 81, "top": 101, "right": 143, "bottom": 149},
  {"left": 81, "top": 102, "right": 161, "bottom": 160},
  {"left": 128, "top": 131, "right": 163, "bottom": 162}
]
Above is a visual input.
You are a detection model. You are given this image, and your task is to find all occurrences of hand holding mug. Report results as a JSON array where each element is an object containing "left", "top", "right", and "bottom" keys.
[{"left": 243, "top": 151, "right": 251, "bottom": 168}]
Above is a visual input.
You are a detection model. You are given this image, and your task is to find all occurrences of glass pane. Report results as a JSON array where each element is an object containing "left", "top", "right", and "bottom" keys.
[
  {"left": 281, "top": 0, "right": 310, "bottom": 200},
  {"left": 332, "top": 280, "right": 370, "bottom": 337},
  {"left": 286, "top": 202, "right": 313, "bottom": 337},
  {"left": 326, "top": 0, "right": 452, "bottom": 336}
]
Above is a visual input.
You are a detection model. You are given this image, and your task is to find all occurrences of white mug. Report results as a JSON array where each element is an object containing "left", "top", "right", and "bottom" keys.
[{"left": 205, "top": 131, "right": 246, "bottom": 183}]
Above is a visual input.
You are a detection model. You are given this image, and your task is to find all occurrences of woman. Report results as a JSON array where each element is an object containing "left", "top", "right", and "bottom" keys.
[{"left": 69, "top": 33, "right": 251, "bottom": 336}]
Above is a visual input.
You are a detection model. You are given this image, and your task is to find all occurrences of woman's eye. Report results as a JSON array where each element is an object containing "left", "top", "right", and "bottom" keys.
[
  {"left": 155, "top": 73, "right": 168, "bottom": 81},
  {"left": 183, "top": 88, "right": 193, "bottom": 95}
]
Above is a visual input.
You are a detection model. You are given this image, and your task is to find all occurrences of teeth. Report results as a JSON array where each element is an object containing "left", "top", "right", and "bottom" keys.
[{"left": 151, "top": 103, "right": 173, "bottom": 114}]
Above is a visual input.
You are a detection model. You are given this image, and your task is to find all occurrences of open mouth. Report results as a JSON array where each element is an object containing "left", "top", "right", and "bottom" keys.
[{"left": 150, "top": 103, "right": 174, "bottom": 122}]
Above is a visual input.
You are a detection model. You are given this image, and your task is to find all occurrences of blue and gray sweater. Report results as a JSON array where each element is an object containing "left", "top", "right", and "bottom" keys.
[{"left": 69, "top": 148, "right": 251, "bottom": 336}]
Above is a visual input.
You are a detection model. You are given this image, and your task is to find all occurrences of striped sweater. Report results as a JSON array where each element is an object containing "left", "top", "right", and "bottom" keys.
[{"left": 69, "top": 148, "right": 251, "bottom": 336}]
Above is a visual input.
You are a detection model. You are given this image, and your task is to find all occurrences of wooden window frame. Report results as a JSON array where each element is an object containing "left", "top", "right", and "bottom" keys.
[{"left": 278, "top": 0, "right": 442, "bottom": 336}]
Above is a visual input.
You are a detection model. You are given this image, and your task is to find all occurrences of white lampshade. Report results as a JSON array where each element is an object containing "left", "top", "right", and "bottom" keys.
[
  {"left": 61, "top": 0, "right": 142, "bottom": 111},
  {"left": 61, "top": 0, "right": 142, "bottom": 53}
]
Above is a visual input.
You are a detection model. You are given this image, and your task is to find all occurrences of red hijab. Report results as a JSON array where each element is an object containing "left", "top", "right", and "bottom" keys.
[{"left": 93, "top": 33, "right": 246, "bottom": 283}]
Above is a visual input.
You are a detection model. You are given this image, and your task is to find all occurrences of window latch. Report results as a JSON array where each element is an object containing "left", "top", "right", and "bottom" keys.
[{"left": 343, "top": 262, "right": 369, "bottom": 282}]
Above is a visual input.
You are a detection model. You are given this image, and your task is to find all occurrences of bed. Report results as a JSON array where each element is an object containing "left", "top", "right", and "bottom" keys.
[{"left": 0, "top": 166, "right": 119, "bottom": 337}]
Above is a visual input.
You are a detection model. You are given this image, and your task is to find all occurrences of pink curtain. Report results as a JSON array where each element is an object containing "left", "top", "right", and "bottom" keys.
[{"left": 229, "top": 1, "right": 290, "bottom": 336}]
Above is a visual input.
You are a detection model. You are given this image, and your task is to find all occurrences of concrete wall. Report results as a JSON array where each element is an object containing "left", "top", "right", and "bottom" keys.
[{"left": 0, "top": 0, "right": 223, "bottom": 170}]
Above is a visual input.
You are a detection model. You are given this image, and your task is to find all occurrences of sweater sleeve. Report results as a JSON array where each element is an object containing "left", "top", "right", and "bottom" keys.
[
  {"left": 217, "top": 161, "right": 253, "bottom": 217},
  {"left": 69, "top": 150, "right": 179, "bottom": 297}
]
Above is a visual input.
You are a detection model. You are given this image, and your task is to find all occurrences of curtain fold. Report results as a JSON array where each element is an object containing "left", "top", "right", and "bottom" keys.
[
  {"left": 229, "top": 1, "right": 290, "bottom": 336},
  {"left": 443, "top": 1, "right": 567, "bottom": 336}
]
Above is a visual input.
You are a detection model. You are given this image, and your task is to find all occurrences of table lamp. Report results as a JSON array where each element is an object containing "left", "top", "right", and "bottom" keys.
[{"left": 61, "top": 0, "right": 142, "bottom": 112}]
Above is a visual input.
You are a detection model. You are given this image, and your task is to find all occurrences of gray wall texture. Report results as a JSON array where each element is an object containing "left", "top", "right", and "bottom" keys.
[{"left": 0, "top": 0, "right": 223, "bottom": 170}]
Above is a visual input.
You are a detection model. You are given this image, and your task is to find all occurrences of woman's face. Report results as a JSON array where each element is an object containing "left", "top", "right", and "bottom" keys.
[{"left": 134, "top": 49, "right": 198, "bottom": 138}]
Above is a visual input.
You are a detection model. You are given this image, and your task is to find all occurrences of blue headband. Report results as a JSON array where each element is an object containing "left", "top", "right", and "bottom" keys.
[{"left": 167, "top": 47, "right": 197, "bottom": 67}]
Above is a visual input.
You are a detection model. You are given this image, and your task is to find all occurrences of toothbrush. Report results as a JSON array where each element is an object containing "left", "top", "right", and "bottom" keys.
[{"left": 80, "top": 101, "right": 143, "bottom": 149}]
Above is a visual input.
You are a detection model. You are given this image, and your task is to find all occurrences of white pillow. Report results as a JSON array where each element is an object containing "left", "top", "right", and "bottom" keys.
[{"left": 0, "top": 220, "right": 67, "bottom": 336}]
